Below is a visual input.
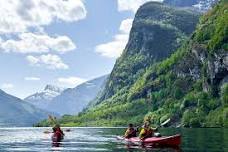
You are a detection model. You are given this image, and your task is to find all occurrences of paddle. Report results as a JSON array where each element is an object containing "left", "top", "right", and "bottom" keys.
[
  {"left": 117, "top": 118, "right": 171, "bottom": 140},
  {"left": 151, "top": 118, "right": 171, "bottom": 137},
  {"left": 43, "top": 129, "right": 70, "bottom": 134},
  {"left": 43, "top": 130, "right": 51, "bottom": 134},
  {"left": 160, "top": 118, "right": 171, "bottom": 127},
  {"left": 65, "top": 129, "right": 71, "bottom": 132},
  {"left": 43, "top": 115, "right": 71, "bottom": 134},
  {"left": 135, "top": 118, "right": 171, "bottom": 132},
  {"left": 48, "top": 115, "right": 58, "bottom": 126},
  {"left": 154, "top": 118, "right": 171, "bottom": 130},
  {"left": 43, "top": 115, "right": 58, "bottom": 134}
]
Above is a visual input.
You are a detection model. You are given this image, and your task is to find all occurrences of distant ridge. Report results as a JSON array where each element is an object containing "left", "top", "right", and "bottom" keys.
[{"left": 0, "top": 89, "right": 50, "bottom": 127}]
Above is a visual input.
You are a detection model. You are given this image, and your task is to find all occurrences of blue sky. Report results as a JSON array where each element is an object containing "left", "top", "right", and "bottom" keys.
[{"left": 0, "top": 0, "right": 162, "bottom": 98}]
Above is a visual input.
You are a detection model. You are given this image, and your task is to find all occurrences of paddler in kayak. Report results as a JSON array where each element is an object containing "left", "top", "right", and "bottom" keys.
[
  {"left": 139, "top": 121, "right": 156, "bottom": 140},
  {"left": 48, "top": 115, "right": 64, "bottom": 137},
  {"left": 55, "top": 124, "right": 64, "bottom": 137},
  {"left": 52, "top": 124, "right": 64, "bottom": 142},
  {"left": 124, "top": 123, "right": 137, "bottom": 138}
]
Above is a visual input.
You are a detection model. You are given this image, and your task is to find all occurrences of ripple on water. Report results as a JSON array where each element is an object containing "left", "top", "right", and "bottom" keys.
[{"left": 0, "top": 127, "right": 227, "bottom": 152}]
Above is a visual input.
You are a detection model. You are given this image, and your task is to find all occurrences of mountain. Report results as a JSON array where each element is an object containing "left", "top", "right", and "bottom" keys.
[
  {"left": 72, "top": 0, "right": 225, "bottom": 127},
  {"left": 0, "top": 89, "right": 50, "bottom": 127},
  {"left": 46, "top": 75, "right": 108, "bottom": 115},
  {"left": 35, "top": 2, "right": 200, "bottom": 127},
  {"left": 164, "top": 0, "right": 218, "bottom": 12},
  {"left": 98, "top": 2, "right": 200, "bottom": 103},
  {"left": 124, "top": 0, "right": 228, "bottom": 127},
  {"left": 25, "top": 85, "right": 64, "bottom": 110},
  {"left": 37, "top": 0, "right": 227, "bottom": 128}
]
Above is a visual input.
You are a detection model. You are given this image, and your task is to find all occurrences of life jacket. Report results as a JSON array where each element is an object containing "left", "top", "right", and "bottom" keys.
[
  {"left": 146, "top": 128, "right": 154, "bottom": 137},
  {"left": 139, "top": 128, "right": 154, "bottom": 139},
  {"left": 125, "top": 128, "right": 137, "bottom": 138},
  {"left": 56, "top": 128, "right": 64, "bottom": 137}
]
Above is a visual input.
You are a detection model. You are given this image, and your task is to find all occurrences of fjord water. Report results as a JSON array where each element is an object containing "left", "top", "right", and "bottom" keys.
[{"left": 0, "top": 127, "right": 227, "bottom": 152}]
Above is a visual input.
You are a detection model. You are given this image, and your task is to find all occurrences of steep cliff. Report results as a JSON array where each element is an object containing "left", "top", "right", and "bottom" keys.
[
  {"left": 127, "top": 0, "right": 228, "bottom": 127},
  {"left": 98, "top": 2, "right": 199, "bottom": 102}
]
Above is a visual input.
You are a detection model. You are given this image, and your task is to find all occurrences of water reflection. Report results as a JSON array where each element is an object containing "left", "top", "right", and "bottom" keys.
[
  {"left": 124, "top": 144, "right": 181, "bottom": 152},
  {"left": 52, "top": 141, "right": 62, "bottom": 148}
]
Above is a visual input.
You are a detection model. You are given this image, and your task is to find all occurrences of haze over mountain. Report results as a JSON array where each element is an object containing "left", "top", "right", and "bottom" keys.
[
  {"left": 0, "top": 89, "right": 49, "bottom": 127},
  {"left": 24, "top": 85, "right": 64, "bottom": 111},
  {"left": 46, "top": 75, "right": 108, "bottom": 115},
  {"left": 164, "top": 0, "right": 218, "bottom": 11}
]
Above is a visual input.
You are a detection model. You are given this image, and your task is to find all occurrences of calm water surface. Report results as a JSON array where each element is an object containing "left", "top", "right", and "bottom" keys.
[{"left": 0, "top": 127, "right": 227, "bottom": 152}]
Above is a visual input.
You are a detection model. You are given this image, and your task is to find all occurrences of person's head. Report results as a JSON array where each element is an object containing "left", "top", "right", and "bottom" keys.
[
  {"left": 142, "top": 122, "right": 150, "bottom": 128},
  {"left": 128, "top": 123, "right": 133, "bottom": 128},
  {"left": 55, "top": 124, "right": 60, "bottom": 127},
  {"left": 54, "top": 124, "right": 61, "bottom": 129}
]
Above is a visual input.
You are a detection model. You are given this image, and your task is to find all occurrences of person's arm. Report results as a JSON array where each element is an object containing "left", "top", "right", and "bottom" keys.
[
  {"left": 59, "top": 129, "right": 64, "bottom": 136},
  {"left": 136, "top": 126, "right": 141, "bottom": 132},
  {"left": 139, "top": 129, "right": 146, "bottom": 140},
  {"left": 124, "top": 129, "right": 130, "bottom": 138}
]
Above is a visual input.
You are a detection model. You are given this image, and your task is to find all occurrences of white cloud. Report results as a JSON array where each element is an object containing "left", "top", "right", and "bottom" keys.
[
  {"left": 0, "top": 0, "right": 87, "bottom": 34},
  {"left": 57, "top": 76, "right": 86, "bottom": 88},
  {"left": 119, "top": 18, "right": 134, "bottom": 33},
  {"left": 0, "top": 32, "right": 76, "bottom": 54},
  {"left": 26, "top": 54, "right": 69, "bottom": 70},
  {"left": 95, "top": 34, "right": 129, "bottom": 58},
  {"left": 0, "top": 0, "right": 84, "bottom": 56},
  {"left": 26, "top": 55, "right": 40, "bottom": 65},
  {"left": 95, "top": 18, "right": 133, "bottom": 58},
  {"left": 1, "top": 83, "right": 14, "bottom": 89},
  {"left": 24, "top": 77, "right": 40, "bottom": 81},
  {"left": 117, "top": 0, "right": 163, "bottom": 12}
]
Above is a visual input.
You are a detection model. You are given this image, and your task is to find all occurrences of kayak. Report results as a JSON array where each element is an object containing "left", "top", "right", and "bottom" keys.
[{"left": 117, "top": 134, "right": 181, "bottom": 147}]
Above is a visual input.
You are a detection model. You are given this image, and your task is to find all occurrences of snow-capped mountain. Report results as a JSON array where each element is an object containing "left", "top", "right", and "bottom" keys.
[
  {"left": 24, "top": 85, "right": 64, "bottom": 110},
  {"left": 47, "top": 75, "right": 108, "bottom": 115},
  {"left": 0, "top": 89, "right": 49, "bottom": 127},
  {"left": 193, "top": 0, "right": 218, "bottom": 11},
  {"left": 163, "top": 0, "right": 218, "bottom": 12}
]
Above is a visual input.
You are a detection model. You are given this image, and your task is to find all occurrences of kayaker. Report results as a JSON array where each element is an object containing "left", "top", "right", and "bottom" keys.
[
  {"left": 52, "top": 124, "right": 64, "bottom": 140},
  {"left": 52, "top": 127, "right": 63, "bottom": 142},
  {"left": 139, "top": 122, "right": 155, "bottom": 140},
  {"left": 124, "top": 123, "right": 137, "bottom": 138}
]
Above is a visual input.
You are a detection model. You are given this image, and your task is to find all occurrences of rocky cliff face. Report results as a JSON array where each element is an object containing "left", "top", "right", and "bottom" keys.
[
  {"left": 172, "top": 0, "right": 228, "bottom": 96},
  {"left": 128, "top": 0, "right": 228, "bottom": 127},
  {"left": 176, "top": 43, "right": 228, "bottom": 95},
  {"left": 99, "top": 2, "right": 200, "bottom": 102}
]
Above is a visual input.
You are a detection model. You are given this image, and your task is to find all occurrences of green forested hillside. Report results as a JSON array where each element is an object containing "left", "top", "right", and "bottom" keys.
[
  {"left": 98, "top": 2, "right": 199, "bottom": 103},
  {"left": 36, "top": 1, "right": 228, "bottom": 128}
]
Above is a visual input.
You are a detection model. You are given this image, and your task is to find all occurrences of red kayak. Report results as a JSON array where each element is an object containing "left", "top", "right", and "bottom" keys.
[{"left": 117, "top": 134, "right": 181, "bottom": 147}]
